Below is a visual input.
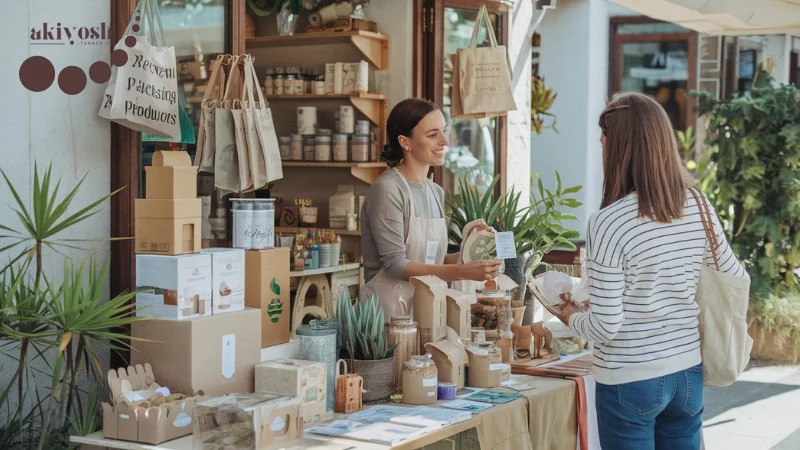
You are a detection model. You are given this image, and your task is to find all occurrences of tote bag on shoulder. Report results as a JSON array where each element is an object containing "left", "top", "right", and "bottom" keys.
[{"left": 689, "top": 187, "right": 753, "bottom": 387}]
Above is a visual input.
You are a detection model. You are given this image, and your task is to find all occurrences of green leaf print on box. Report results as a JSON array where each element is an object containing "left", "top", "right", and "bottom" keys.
[{"left": 267, "top": 277, "right": 283, "bottom": 323}]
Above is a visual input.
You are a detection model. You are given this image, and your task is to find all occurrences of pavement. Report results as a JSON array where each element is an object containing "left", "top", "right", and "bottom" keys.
[{"left": 703, "top": 360, "right": 800, "bottom": 450}]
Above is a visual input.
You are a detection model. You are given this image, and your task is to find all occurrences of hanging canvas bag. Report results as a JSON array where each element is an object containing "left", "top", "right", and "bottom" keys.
[
  {"left": 243, "top": 55, "right": 284, "bottom": 187},
  {"left": 454, "top": 5, "right": 517, "bottom": 118},
  {"left": 195, "top": 55, "right": 229, "bottom": 172},
  {"left": 688, "top": 187, "right": 753, "bottom": 387},
  {"left": 215, "top": 55, "right": 251, "bottom": 193},
  {"left": 99, "top": 0, "right": 180, "bottom": 138}
]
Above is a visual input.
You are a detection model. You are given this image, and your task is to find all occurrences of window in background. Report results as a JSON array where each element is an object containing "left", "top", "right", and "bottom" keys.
[{"left": 139, "top": 0, "right": 230, "bottom": 247}]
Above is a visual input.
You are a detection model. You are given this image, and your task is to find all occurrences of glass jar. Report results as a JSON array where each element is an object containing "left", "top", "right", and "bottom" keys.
[
  {"left": 351, "top": 135, "right": 369, "bottom": 162},
  {"left": 303, "top": 136, "right": 316, "bottom": 161},
  {"left": 293, "top": 73, "right": 304, "bottom": 95},
  {"left": 401, "top": 355, "right": 438, "bottom": 405},
  {"left": 231, "top": 199, "right": 253, "bottom": 249},
  {"left": 317, "top": 128, "right": 333, "bottom": 137},
  {"left": 355, "top": 119, "right": 370, "bottom": 136},
  {"left": 279, "top": 136, "right": 291, "bottom": 160},
  {"left": 314, "top": 74, "right": 325, "bottom": 95},
  {"left": 477, "top": 341, "right": 503, "bottom": 366},
  {"left": 473, "top": 289, "right": 512, "bottom": 334},
  {"left": 274, "top": 74, "right": 285, "bottom": 95},
  {"left": 250, "top": 199, "right": 276, "bottom": 250},
  {"left": 284, "top": 74, "right": 296, "bottom": 95},
  {"left": 290, "top": 133, "right": 303, "bottom": 161},
  {"left": 315, "top": 135, "right": 332, "bottom": 161},
  {"left": 387, "top": 316, "right": 419, "bottom": 393},
  {"left": 333, "top": 134, "right": 349, "bottom": 161},
  {"left": 470, "top": 327, "right": 486, "bottom": 343},
  {"left": 264, "top": 68, "right": 275, "bottom": 96}
]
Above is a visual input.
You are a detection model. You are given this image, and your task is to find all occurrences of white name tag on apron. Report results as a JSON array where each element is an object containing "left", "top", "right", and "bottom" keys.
[{"left": 425, "top": 240, "right": 438, "bottom": 265}]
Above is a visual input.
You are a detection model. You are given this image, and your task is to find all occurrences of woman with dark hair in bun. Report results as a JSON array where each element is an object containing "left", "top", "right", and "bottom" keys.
[{"left": 360, "top": 98, "right": 501, "bottom": 318}]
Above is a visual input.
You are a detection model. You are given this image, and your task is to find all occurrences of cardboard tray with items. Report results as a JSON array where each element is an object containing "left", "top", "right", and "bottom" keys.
[{"left": 95, "top": 157, "right": 585, "bottom": 448}]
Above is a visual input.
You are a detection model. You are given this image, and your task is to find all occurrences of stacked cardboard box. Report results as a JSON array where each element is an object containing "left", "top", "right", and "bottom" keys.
[{"left": 136, "top": 151, "right": 200, "bottom": 255}]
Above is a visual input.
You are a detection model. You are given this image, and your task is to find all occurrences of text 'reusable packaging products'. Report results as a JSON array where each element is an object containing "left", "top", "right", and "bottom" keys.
[{"left": 135, "top": 253, "right": 212, "bottom": 320}]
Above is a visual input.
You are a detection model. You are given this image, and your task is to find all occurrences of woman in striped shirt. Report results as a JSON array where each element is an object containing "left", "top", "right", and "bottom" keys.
[{"left": 559, "top": 92, "right": 749, "bottom": 450}]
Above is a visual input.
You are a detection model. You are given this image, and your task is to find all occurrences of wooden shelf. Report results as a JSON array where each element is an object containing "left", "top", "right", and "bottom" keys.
[
  {"left": 277, "top": 226, "right": 361, "bottom": 237},
  {"left": 290, "top": 263, "right": 361, "bottom": 278},
  {"left": 266, "top": 93, "right": 386, "bottom": 129},
  {"left": 281, "top": 161, "right": 387, "bottom": 184},
  {"left": 246, "top": 30, "right": 390, "bottom": 70},
  {"left": 266, "top": 93, "right": 386, "bottom": 101},
  {"left": 282, "top": 162, "right": 385, "bottom": 168}
]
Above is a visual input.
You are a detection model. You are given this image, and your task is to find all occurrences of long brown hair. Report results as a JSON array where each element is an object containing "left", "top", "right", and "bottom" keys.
[{"left": 598, "top": 92, "right": 692, "bottom": 223}]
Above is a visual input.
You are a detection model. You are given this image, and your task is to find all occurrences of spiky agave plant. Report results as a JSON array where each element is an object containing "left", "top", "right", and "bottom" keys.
[{"left": 334, "top": 290, "right": 398, "bottom": 361}]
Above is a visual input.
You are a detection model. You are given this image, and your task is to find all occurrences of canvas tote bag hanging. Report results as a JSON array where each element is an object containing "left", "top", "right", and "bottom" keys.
[
  {"left": 243, "top": 55, "right": 284, "bottom": 186},
  {"left": 99, "top": 0, "right": 180, "bottom": 138},
  {"left": 688, "top": 187, "right": 753, "bottom": 387},
  {"left": 195, "top": 55, "right": 229, "bottom": 173},
  {"left": 454, "top": 5, "right": 517, "bottom": 118},
  {"left": 215, "top": 55, "right": 251, "bottom": 193}
]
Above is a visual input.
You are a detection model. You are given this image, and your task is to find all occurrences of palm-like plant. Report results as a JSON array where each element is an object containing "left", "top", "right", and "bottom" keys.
[
  {"left": 0, "top": 163, "right": 145, "bottom": 448},
  {"left": 446, "top": 172, "right": 582, "bottom": 265}
]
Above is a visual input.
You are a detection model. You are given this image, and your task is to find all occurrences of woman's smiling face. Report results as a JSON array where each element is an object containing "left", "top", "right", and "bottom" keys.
[{"left": 399, "top": 109, "right": 449, "bottom": 167}]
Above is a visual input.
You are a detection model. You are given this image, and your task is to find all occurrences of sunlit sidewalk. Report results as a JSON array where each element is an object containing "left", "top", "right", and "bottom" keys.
[{"left": 703, "top": 361, "right": 800, "bottom": 449}]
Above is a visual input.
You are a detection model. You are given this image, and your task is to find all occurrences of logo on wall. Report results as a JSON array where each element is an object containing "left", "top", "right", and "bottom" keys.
[
  {"left": 19, "top": 16, "right": 139, "bottom": 95},
  {"left": 30, "top": 22, "right": 112, "bottom": 46}
]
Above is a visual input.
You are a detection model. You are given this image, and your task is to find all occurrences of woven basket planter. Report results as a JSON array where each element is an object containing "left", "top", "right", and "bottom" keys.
[{"left": 353, "top": 356, "right": 395, "bottom": 402}]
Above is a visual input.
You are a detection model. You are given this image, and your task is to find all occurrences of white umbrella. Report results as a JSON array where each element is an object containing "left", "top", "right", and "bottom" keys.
[{"left": 610, "top": 0, "right": 800, "bottom": 35}]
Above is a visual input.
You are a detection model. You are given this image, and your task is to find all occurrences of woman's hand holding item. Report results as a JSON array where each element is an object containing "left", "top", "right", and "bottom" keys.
[
  {"left": 556, "top": 292, "right": 587, "bottom": 326},
  {"left": 461, "top": 259, "right": 502, "bottom": 281}
]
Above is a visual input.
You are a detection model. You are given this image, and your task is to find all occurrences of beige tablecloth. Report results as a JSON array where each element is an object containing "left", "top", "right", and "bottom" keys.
[
  {"left": 515, "top": 375, "right": 579, "bottom": 450},
  {"left": 476, "top": 398, "right": 534, "bottom": 450}
]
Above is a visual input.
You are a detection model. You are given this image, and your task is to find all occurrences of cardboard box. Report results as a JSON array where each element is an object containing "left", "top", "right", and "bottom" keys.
[
  {"left": 466, "top": 346, "right": 502, "bottom": 388},
  {"left": 255, "top": 359, "right": 327, "bottom": 425},
  {"left": 446, "top": 289, "right": 474, "bottom": 340},
  {"left": 135, "top": 198, "right": 201, "bottom": 255},
  {"left": 193, "top": 393, "right": 302, "bottom": 450},
  {"left": 325, "top": 63, "right": 336, "bottom": 95},
  {"left": 145, "top": 151, "right": 197, "bottom": 199},
  {"left": 245, "top": 248, "right": 291, "bottom": 348},
  {"left": 135, "top": 253, "right": 212, "bottom": 320},
  {"left": 201, "top": 248, "right": 246, "bottom": 315},
  {"left": 329, "top": 185, "right": 355, "bottom": 229},
  {"left": 411, "top": 276, "right": 449, "bottom": 353},
  {"left": 102, "top": 363, "right": 202, "bottom": 445},
  {"left": 424, "top": 327, "right": 469, "bottom": 389},
  {"left": 131, "top": 308, "right": 261, "bottom": 397}
]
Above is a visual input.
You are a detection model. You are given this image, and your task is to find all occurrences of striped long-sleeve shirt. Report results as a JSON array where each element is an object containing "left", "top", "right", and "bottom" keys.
[{"left": 569, "top": 190, "right": 749, "bottom": 385}]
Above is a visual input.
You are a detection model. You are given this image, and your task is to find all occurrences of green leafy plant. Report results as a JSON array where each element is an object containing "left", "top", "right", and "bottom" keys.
[
  {"left": 333, "top": 291, "right": 398, "bottom": 361},
  {"left": 246, "top": 0, "right": 315, "bottom": 16},
  {"left": 446, "top": 172, "right": 582, "bottom": 265},
  {"left": 531, "top": 76, "right": 558, "bottom": 135},
  {"left": 693, "top": 65, "right": 800, "bottom": 293},
  {"left": 747, "top": 291, "right": 800, "bottom": 363},
  {"left": 677, "top": 125, "right": 695, "bottom": 159},
  {"left": 0, "top": 163, "right": 145, "bottom": 449}
]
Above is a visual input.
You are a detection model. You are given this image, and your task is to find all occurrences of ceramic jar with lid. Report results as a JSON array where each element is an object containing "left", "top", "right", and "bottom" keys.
[
  {"left": 333, "top": 134, "right": 349, "bottom": 161},
  {"left": 351, "top": 135, "right": 369, "bottom": 162},
  {"left": 401, "top": 355, "right": 438, "bottom": 405},
  {"left": 279, "top": 136, "right": 291, "bottom": 160},
  {"left": 290, "top": 134, "right": 303, "bottom": 160}
]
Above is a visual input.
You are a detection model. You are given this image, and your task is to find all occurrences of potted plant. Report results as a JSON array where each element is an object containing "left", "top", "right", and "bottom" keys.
[
  {"left": 446, "top": 172, "right": 582, "bottom": 300},
  {"left": 332, "top": 291, "right": 398, "bottom": 402},
  {"left": 0, "top": 164, "right": 146, "bottom": 448}
]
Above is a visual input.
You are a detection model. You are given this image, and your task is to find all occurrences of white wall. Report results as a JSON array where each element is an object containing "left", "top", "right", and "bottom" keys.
[
  {"left": 532, "top": 0, "right": 611, "bottom": 236},
  {"left": 365, "top": 0, "right": 413, "bottom": 111},
  {"left": 506, "top": 0, "right": 534, "bottom": 204},
  {"left": 763, "top": 34, "right": 792, "bottom": 84},
  {"left": 0, "top": 0, "right": 111, "bottom": 415}
]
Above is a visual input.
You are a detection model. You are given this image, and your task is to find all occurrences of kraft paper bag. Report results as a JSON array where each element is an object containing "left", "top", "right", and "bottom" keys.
[
  {"left": 196, "top": 55, "right": 228, "bottom": 173},
  {"left": 242, "top": 55, "right": 283, "bottom": 187},
  {"left": 100, "top": 0, "right": 180, "bottom": 138},
  {"left": 231, "top": 103, "right": 254, "bottom": 193},
  {"left": 214, "top": 56, "right": 248, "bottom": 193},
  {"left": 454, "top": 5, "right": 516, "bottom": 118}
]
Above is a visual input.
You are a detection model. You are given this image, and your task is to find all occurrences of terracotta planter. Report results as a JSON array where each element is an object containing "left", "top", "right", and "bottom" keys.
[
  {"left": 353, "top": 356, "right": 395, "bottom": 402},
  {"left": 748, "top": 323, "right": 800, "bottom": 364}
]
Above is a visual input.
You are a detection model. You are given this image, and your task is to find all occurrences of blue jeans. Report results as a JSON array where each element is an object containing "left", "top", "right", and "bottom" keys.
[{"left": 596, "top": 364, "right": 704, "bottom": 450}]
